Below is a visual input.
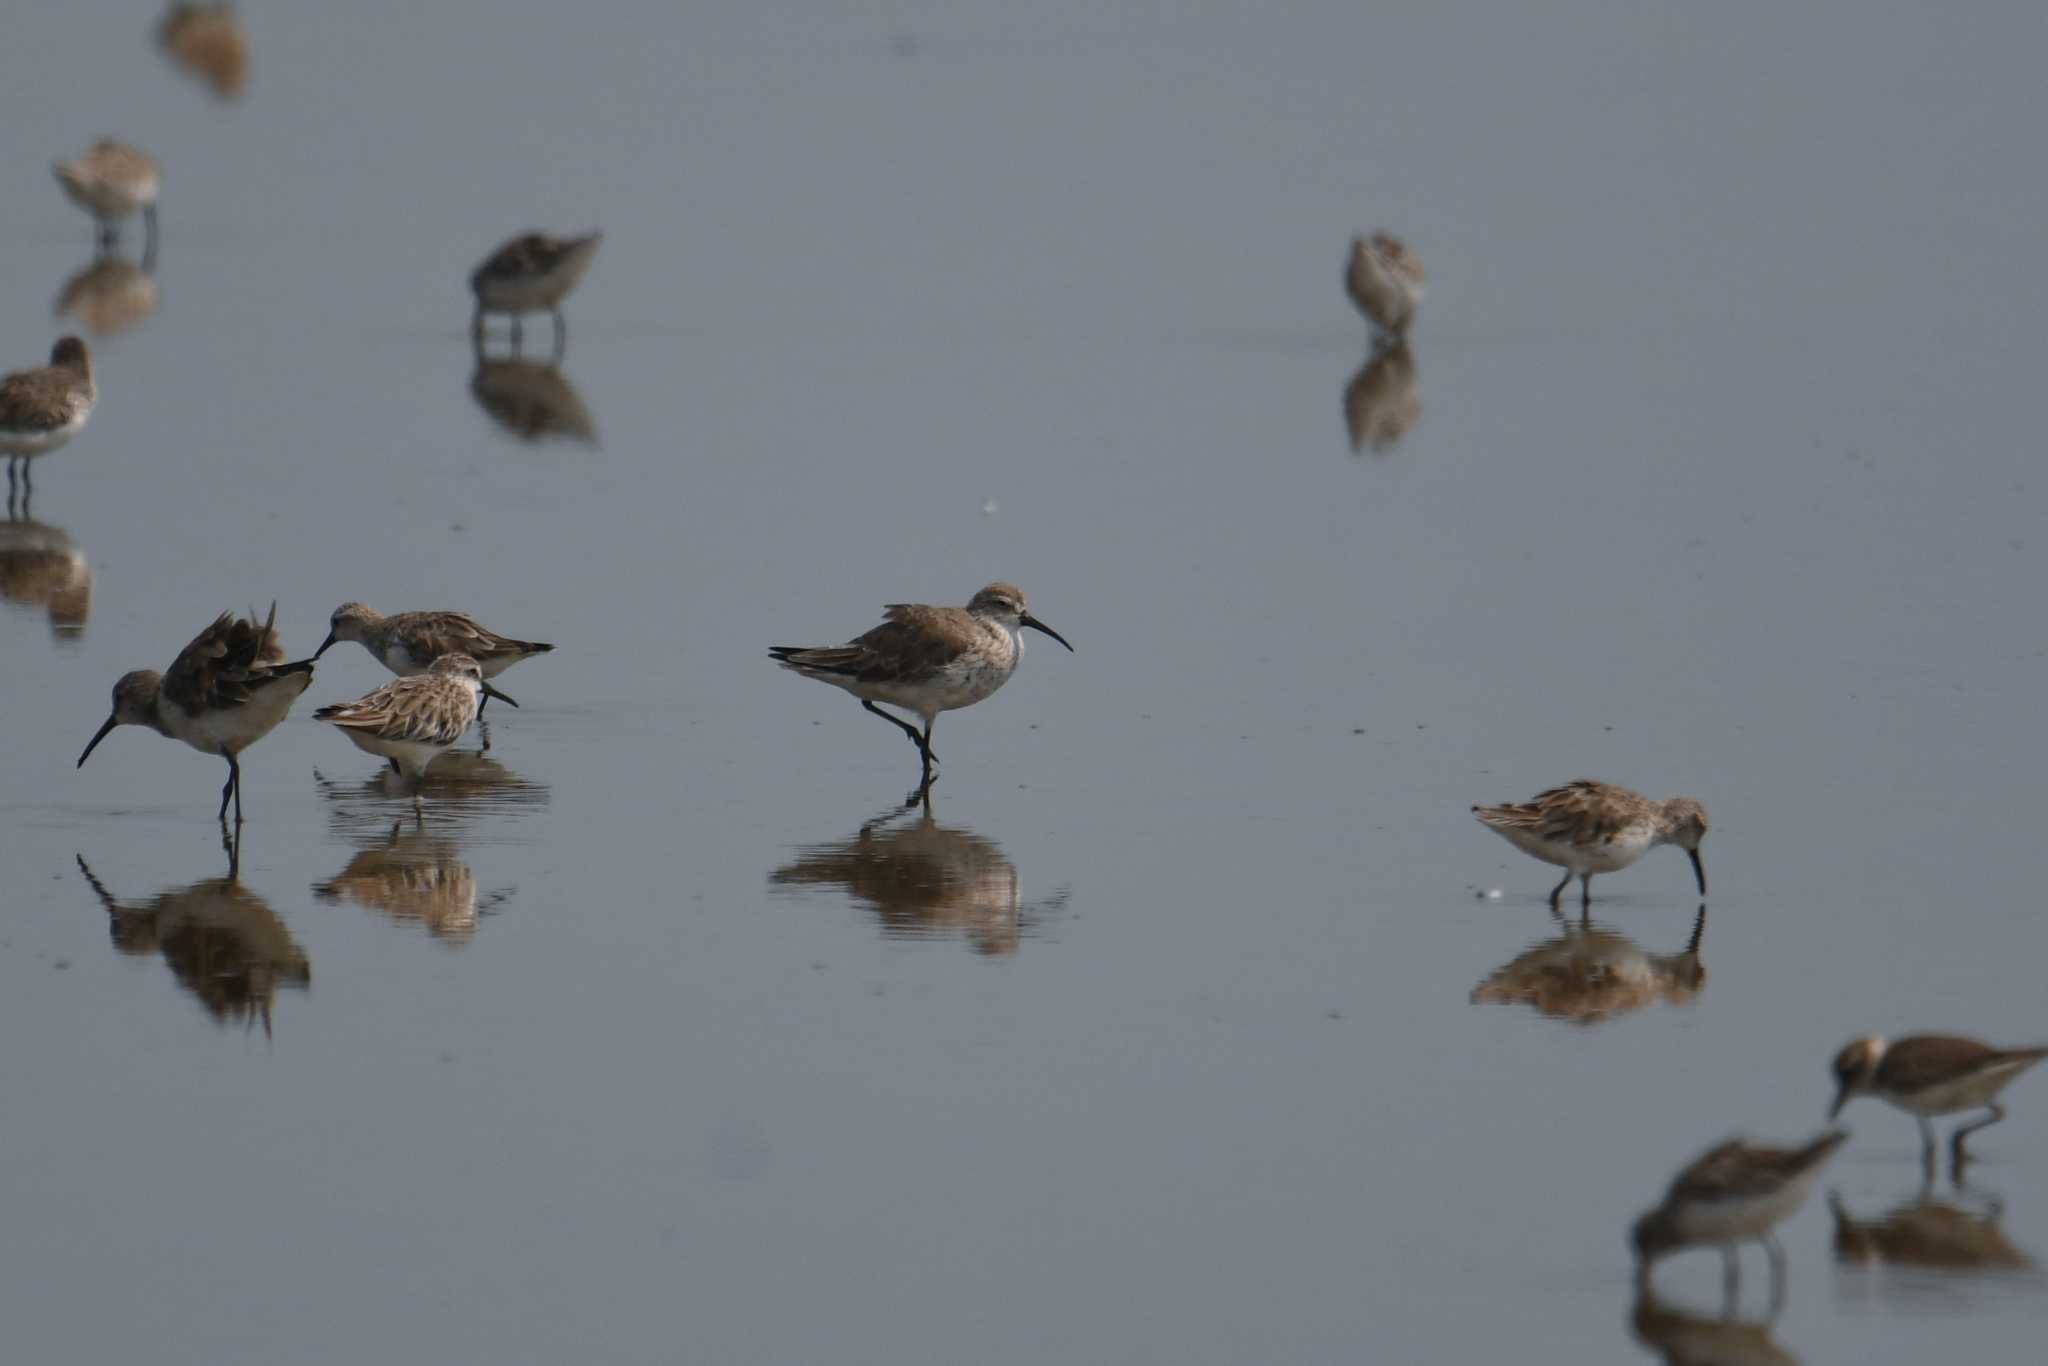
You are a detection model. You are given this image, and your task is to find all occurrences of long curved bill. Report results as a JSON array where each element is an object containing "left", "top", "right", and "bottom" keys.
[
  {"left": 312, "top": 631, "right": 337, "bottom": 659},
  {"left": 1020, "top": 612, "right": 1073, "bottom": 652},
  {"left": 1688, "top": 849, "right": 1706, "bottom": 895},
  {"left": 78, "top": 714, "right": 119, "bottom": 768}
]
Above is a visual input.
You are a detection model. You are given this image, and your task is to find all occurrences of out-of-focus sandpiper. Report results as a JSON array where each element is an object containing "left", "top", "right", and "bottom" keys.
[
  {"left": 1829, "top": 1034, "right": 2048, "bottom": 1166},
  {"left": 158, "top": 3, "right": 249, "bottom": 100},
  {"left": 1473, "top": 779, "right": 1707, "bottom": 908},
  {"left": 78, "top": 603, "right": 315, "bottom": 824},
  {"left": 2, "top": 337, "right": 97, "bottom": 505},
  {"left": 315, "top": 653, "right": 484, "bottom": 811},
  {"left": 53, "top": 140, "right": 161, "bottom": 248},
  {"left": 470, "top": 231, "right": 601, "bottom": 354},
  {"left": 1632, "top": 1129, "right": 1848, "bottom": 1290},
  {"left": 315, "top": 602, "right": 552, "bottom": 714},
  {"left": 1345, "top": 232, "right": 1424, "bottom": 336},
  {"left": 771, "top": 582, "right": 1072, "bottom": 785}
]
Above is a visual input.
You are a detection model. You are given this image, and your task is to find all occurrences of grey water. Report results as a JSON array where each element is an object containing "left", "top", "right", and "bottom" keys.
[{"left": 4, "top": 3, "right": 2048, "bottom": 1361}]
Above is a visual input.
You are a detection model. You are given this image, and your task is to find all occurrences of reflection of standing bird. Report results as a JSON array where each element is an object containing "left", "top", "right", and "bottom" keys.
[
  {"left": 77, "top": 604, "right": 315, "bottom": 823},
  {"left": 315, "top": 653, "right": 483, "bottom": 810},
  {"left": 1828, "top": 1034, "right": 2048, "bottom": 1165},
  {"left": 1470, "top": 908, "right": 1705, "bottom": 1025},
  {"left": 1345, "top": 232, "right": 1424, "bottom": 336},
  {"left": 1830, "top": 1184, "right": 2033, "bottom": 1271},
  {"left": 1473, "top": 779, "right": 1707, "bottom": 908},
  {"left": 1633, "top": 1130, "right": 1848, "bottom": 1285},
  {"left": 316, "top": 827, "right": 501, "bottom": 946},
  {"left": 53, "top": 141, "right": 161, "bottom": 249},
  {"left": 471, "top": 231, "right": 602, "bottom": 354},
  {"left": 1629, "top": 1283, "right": 1799, "bottom": 1366},
  {"left": 55, "top": 252, "right": 159, "bottom": 338},
  {"left": 1342, "top": 340, "right": 1421, "bottom": 453},
  {"left": 76, "top": 854, "right": 309, "bottom": 1033},
  {"left": 0, "top": 512, "right": 92, "bottom": 637},
  {"left": 2, "top": 337, "right": 97, "bottom": 505},
  {"left": 771, "top": 582, "right": 1072, "bottom": 787},
  {"left": 469, "top": 357, "right": 597, "bottom": 444}
]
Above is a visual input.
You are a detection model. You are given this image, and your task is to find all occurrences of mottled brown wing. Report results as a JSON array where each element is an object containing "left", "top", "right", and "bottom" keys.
[
  {"left": 1881, "top": 1037, "right": 2009, "bottom": 1093},
  {"left": 314, "top": 677, "right": 471, "bottom": 745},
  {"left": 0, "top": 370, "right": 70, "bottom": 431},
  {"left": 1669, "top": 1133, "right": 1843, "bottom": 1201},
  {"left": 473, "top": 234, "right": 566, "bottom": 287},
  {"left": 384, "top": 612, "right": 508, "bottom": 669},
  {"left": 774, "top": 605, "right": 972, "bottom": 685},
  {"left": 161, "top": 604, "right": 290, "bottom": 714},
  {"left": 1528, "top": 781, "right": 1635, "bottom": 845}
]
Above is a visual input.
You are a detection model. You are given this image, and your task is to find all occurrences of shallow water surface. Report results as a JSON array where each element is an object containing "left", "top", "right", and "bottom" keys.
[{"left": 4, "top": 3, "right": 2048, "bottom": 1362}]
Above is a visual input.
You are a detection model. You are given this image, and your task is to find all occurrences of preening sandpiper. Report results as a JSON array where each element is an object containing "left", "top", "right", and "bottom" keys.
[
  {"left": 78, "top": 603, "right": 315, "bottom": 824},
  {"left": 2, "top": 337, "right": 96, "bottom": 508},
  {"left": 470, "top": 231, "right": 601, "bottom": 354},
  {"left": 1473, "top": 779, "right": 1707, "bottom": 908},
  {"left": 53, "top": 140, "right": 161, "bottom": 249},
  {"left": 1829, "top": 1034, "right": 2048, "bottom": 1166},
  {"left": 1345, "top": 232, "right": 1424, "bottom": 337},
  {"left": 315, "top": 602, "right": 553, "bottom": 714},
  {"left": 315, "top": 653, "right": 484, "bottom": 811},
  {"left": 770, "top": 582, "right": 1072, "bottom": 786},
  {"left": 1632, "top": 1129, "right": 1848, "bottom": 1292}
]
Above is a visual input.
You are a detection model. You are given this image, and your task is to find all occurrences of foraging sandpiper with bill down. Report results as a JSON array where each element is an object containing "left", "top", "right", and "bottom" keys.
[
  {"left": 2, "top": 337, "right": 97, "bottom": 507},
  {"left": 53, "top": 140, "right": 161, "bottom": 248},
  {"left": 470, "top": 231, "right": 602, "bottom": 353},
  {"left": 1473, "top": 779, "right": 1707, "bottom": 908},
  {"left": 315, "top": 603, "right": 552, "bottom": 713},
  {"left": 771, "top": 582, "right": 1072, "bottom": 786},
  {"left": 1632, "top": 1129, "right": 1849, "bottom": 1288},
  {"left": 77, "top": 603, "right": 316, "bottom": 824},
  {"left": 1829, "top": 1034, "right": 2048, "bottom": 1166},
  {"left": 314, "top": 653, "right": 484, "bottom": 812}
]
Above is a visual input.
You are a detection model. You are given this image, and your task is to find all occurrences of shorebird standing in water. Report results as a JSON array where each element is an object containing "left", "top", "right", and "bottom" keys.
[
  {"left": 771, "top": 582, "right": 1072, "bottom": 787},
  {"left": 2, "top": 337, "right": 97, "bottom": 510},
  {"left": 1473, "top": 779, "right": 1707, "bottom": 908},
  {"left": 1829, "top": 1034, "right": 2048, "bottom": 1167},
  {"left": 53, "top": 140, "right": 161, "bottom": 249},
  {"left": 314, "top": 653, "right": 484, "bottom": 813},
  {"left": 315, "top": 602, "right": 552, "bottom": 714},
  {"left": 78, "top": 604, "right": 315, "bottom": 824},
  {"left": 1632, "top": 1129, "right": 1848, "bottom": 1298},
  {"left": 470, "top": 231, "right": 601, "bottom": 356},
  {"left": 1345, "top": 232, "right": 1424, "bottom": 337}
]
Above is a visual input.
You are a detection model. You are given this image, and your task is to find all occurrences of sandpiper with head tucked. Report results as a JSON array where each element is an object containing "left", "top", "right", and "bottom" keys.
[
  {"left": 771, "top": 582, "right": 1072, "bottom": 786},
  {"left": 78, "top": 604, "right": 315, "bottom": 824},
  {"left": 2, "top": 337, "right": 96, "bottom": 508},
  {"left": 471, "top": 231, "right": 601, "bottom": 354},
  {"left": 53, "top": 140, "right": 161, "bottom": 249},
  {"left": 315, "top": 602, "right": 552, "bottom": 715},
  {"left": 1473, "top": 779, "right": 1707, "bottom": 908},
  {"left": 314, "top": 653, "right": 484, "bottom": 811},
  {"left": 1345, "top": 232, "right": 1425, "bottom": 337},
  {"left": 1632, "top": 1129, "right": 1848, "bottom": 1293},
  {"left": 1829, "top": 1034, "right": 2048, "bottom": 1166}
]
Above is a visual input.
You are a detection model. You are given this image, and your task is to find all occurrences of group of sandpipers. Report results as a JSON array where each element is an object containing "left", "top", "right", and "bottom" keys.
[
  {"left": 10, "top": 138, "right": 2037, "bottom": 1306},
  {"left": 1347, "top": 231, "right": 2048, "bottom": 1303}
]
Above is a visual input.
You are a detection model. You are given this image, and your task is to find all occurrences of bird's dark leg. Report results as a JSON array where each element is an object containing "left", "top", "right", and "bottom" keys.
[
  {"left": 218, "top": 754, "right": 242, "bottom": 823},
  {"left": 1918, "top": 1116, "right": 1938, "bottom": 1167},
  {"left": 1548, "top": 869, "right": 1571, "bottom": 908},
  {"left": 862, "top": 699, "right": 926, "bottom": 750},
  {"left": 1952, "top": 1103, "right": 2007, "bottom": 1165},
  {"left": 920, "top": 717, "right": 939, "bottom": 768},
  {"left": 1581, "top": 874, "right": 1594, "bottom": 908},
  {"left": 510, "top": 314, "right": 523, "bottom": 354},
  {"left": 389, "top": 757, "right": 403, "bottom": 776},
  {"left": 1720, "top": 1244, "right": 1740, "bottom": 1310},
  {"left": 143, "top": 204, "right": 158, "bottom": 257},
  {"left": 551, "top": 308, "right": 568, "bottom": 361},
  {"left": 477, "top": 715, "right": 492, "bottom": 753},
  {"left": 1763, "top": 1235, "right": 1787, "bottom": 1316}
]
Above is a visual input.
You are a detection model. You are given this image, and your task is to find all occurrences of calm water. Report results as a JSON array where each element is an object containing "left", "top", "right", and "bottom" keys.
[{"left": 5, "top": 3, "right": 2048, "bottom": 1361}]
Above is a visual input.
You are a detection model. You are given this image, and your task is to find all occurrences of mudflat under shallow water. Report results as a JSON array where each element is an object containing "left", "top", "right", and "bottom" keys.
[{"left": 4, "top": 4, "right": 2047, "bottom": 1362}]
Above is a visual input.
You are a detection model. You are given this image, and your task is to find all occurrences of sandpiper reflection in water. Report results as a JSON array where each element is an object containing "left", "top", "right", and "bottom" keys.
[
  {"left": 1629, "top": 1281, "right": 1800, "bottom": 1366},
  {"left": 1343, "top": 340, "right": 1421, "bottom": 454},
  {"left": 1830, "top": 1172, "right": 2035, "bottom": 1278},
  {"left": 771, "top": 792, "right": 1068, "bottom": 955},
  {"left": 77, "top": 851, "right": 309, "bottom": 1035},
  {"left": 314, "top": 750, "right": 549, "bottom": 840},
  {"left": 0, "top": 509, "right": 91, "bottom": 637},
  {"left": 1470, "top": 907, "right": 1704, "bottom": 1026},
  {"left": 54, "top": 246, "right": 158, "bottom": 338},
  {"left": 469, "top": 353, "right": 597, "bottom": 446},
  {"left": 315, "top": 823, "right": 511, "bottom": 946},
  {"left": 157, "top": 3, "right": 248, "bottom": 100}
]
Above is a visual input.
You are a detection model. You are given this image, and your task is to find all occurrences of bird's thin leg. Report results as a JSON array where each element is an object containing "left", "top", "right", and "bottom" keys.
[
  {"left": 477, "top": 716, "right": 492, "bottom": 753},
  {"left": 862, "top": 699, "right": 926, "bottom": 751},
  {"left": 1764, "top": 1235, "right": 1787, "bottom": 1316},
  {"left": 1952, "top": 1103, "right": 2007, "bottom": 1165},
  {"left": 551, "top": 308, "right": 568, "bottom": 361},
  {"left": 920, "top": 717, "right": 939, "bottom": 767},
  {"left": 1548, "top": 869, "right": 1571, "bottom": 908},
  {"left": 510, "top": 314, "right": 523, "bottom": 354},
  {"left": 1720, "top": 1244, "right": 1741, "bottom": 1312},
  {"left": 1918, "top": 1116, "right": 1938, "bottom": 1166},
  {"left": 217, "top": 754, "right": 240, "bottom": 823},
  {"left": 231, "top": 753, "right": 244, "bottom": 825},
  {"left": 389, "top": 757, "right": 403, "bottom": 776},
  {"left": 143, "top": 204, "right": 158, "bottom": 257},
  {"left": 1581, "top": 874, "right": 1594, "bottom": 908}
]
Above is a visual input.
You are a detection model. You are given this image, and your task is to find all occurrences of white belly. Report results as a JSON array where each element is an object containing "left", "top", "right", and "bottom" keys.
[
  {"left": 1499, "top": 825, "right": 1653, "bottom": 875},
  {"left": 162, "top": 677, "right": 308, "bottom": 757},
  {"left": 337, "top": 729, "right": 450, "bottom": 779},
  {"left": 0, "top": 410, "right": 88, "bottom": 458},
  {"left": 1670, "top": 1178, "right": 1813, "bottom": 1246}
]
